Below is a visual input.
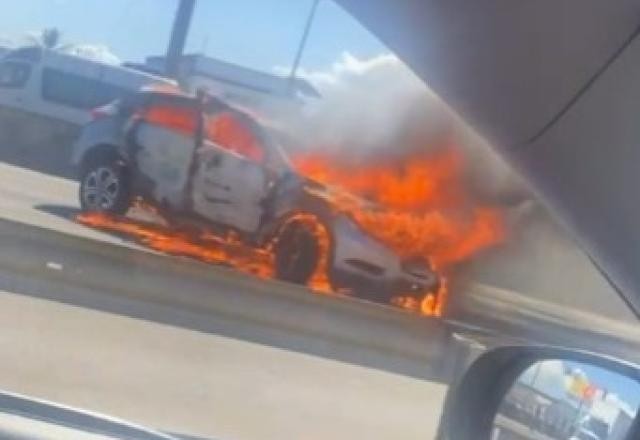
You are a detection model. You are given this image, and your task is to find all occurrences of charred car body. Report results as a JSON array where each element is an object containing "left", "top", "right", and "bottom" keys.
[{"left": 71, "top": 89, "right": 439, "bottom": 303}]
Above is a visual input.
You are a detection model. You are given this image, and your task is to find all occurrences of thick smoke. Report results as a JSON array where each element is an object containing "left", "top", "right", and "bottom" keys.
[
  {"left": 275, "top": 51, "right": 527, "bottom": 206},
  {"left": 460, "top": 201, "right": 636, "bottom": 321},
  {"left": 276, "top": 52, "right": 634, "bottom": 320},
  {"left": 277, "top": 52, "right": 441, "bottom": 155}
]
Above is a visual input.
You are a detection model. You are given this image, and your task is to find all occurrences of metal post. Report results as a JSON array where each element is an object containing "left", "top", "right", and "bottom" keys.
[
  {"left": 165, "top": 0, "right": 196, "bottom": 79},
  {"left": 530, "top": 362, "right": 542, "bottom": 388},
  {"left": 288, "top": 0, "right": 320, "bottom": 95}
]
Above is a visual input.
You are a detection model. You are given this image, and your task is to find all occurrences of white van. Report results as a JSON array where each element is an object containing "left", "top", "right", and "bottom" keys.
[
  {"left": 0, "top": 46, "right": 176, "bottom": 126},
  {"left": 0, "top": 46, "right": 176, "bottom": 177}
]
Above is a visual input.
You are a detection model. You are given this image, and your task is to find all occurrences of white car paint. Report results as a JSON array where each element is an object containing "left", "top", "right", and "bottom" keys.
[
  {"left": 192, "top": 140, "right": 270, "bottom": 233},
  {"left": 134, "top": 124, "right": 196, "bottom": 211},
  {"left": 332, "top": 215, "right": 400, "bottom": 278}
]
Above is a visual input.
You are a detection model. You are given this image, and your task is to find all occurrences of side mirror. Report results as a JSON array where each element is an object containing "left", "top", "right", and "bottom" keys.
[{"left": 437, "top": 346, "right": 640, "bottom": 440}]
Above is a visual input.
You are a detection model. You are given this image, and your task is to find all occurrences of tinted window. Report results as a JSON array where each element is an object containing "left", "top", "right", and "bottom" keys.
[
  {"left": 41, "top": 67, "right": 129, "bottom": 109},
  {"left": 0, "top": 61, "right": 31, "bottom": 88}
]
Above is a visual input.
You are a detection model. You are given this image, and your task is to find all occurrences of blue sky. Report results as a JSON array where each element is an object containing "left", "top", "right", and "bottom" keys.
[{"left": 0, "top": 0, "right": 388, "bottom": 72}]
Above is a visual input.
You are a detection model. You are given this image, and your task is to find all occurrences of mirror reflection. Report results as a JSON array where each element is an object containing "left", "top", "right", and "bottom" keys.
[{"left": 492, "top": 360, "right": 639, "bottom": 440}]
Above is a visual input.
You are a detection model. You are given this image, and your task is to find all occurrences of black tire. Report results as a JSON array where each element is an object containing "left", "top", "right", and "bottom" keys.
[
  {"left": 274, "top": 220, "right": 320, "bottom": 285},
  {"left": 79, "top": 153, "right": 131, "bottom": 215}
]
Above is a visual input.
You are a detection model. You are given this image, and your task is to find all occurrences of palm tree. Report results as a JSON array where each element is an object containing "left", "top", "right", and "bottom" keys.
[
  {"left": 41, "top": 28, "right": 60, "bottom": 49},
  {"left": 26, "top": 27, "right": 61, "bottom": 49}
]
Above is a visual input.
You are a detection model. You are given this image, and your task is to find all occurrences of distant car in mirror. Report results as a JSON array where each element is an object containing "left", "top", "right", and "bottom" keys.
[{"left": 436, "top": 346, "right": 640, "bottom": 440}]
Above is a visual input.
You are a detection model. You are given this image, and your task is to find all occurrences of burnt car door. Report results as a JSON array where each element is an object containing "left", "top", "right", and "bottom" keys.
[
  {"left": 191, "top": 110, "right": 272, "bottom": 234},
  {"left": 128, "top": 94, "right": 199, "bottom": 211}
]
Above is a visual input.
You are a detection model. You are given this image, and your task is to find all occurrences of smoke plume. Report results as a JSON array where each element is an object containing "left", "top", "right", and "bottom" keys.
[
  {"left": 275, "top": 52, "right": 633, "bottom": 320},
  {"left": 275, "top": 51, "right": 527, "bottom": 206}
]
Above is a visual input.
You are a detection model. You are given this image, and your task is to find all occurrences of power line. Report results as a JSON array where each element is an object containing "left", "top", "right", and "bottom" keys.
[{"left": 288, "top": 0, "right": 320, "bottom": 95}]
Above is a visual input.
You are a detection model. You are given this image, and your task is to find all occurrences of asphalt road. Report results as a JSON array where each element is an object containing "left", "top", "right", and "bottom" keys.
[
  {"left": 0, "top": 162, "right": 122, "bottom": 244},
  {"left": 0, "top": 270, "right": 447, "bottom": 440}
]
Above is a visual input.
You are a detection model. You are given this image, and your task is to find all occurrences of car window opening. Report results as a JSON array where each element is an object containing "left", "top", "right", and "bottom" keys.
[{"left": 206, "top": 111, "right": 265, "bottom": 163}]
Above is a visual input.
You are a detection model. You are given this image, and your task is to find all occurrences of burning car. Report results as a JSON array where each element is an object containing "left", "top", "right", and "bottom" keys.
[{"left": 71, "top": 88, "right": 440, "bottom": 303}]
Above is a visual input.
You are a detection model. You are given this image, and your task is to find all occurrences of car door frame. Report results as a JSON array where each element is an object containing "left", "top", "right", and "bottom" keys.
[
  {"left": 124, "top": 92, "right": 202, "bottom": 214},
  {"left": 189, "top": 103, "right": 273, "bottom": 235}
]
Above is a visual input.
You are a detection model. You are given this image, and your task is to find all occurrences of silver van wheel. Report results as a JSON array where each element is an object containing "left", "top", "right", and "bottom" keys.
[{"left": 83, "top": 166, "right": 121, "bottom": 210}]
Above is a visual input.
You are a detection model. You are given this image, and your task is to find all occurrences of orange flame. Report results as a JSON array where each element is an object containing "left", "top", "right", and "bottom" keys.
[
  {"left": 293, "top": 143, "right": 506, "bottom": 315},
  {"left": 294, "top": 145, "right": 465, "bottom": 212},
  {"left": 77, "top": 210, "right": 275, "bottom": 279},
  {"left": 76, "top": 207, "right": 335, "bottom": 295},
  {"left": 76, "top": 143, "right": 504, "bottom": 317}
]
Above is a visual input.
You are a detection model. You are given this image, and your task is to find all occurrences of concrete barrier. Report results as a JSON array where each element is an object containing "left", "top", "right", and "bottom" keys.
[
  {"left": 4, "top": 209, "right": 635, "bottom": 378},
  {"left": 448, "top": 282, "right": 640, "bottom": 364},
  {"left": 0, "top": 217, "right": 452, "bottom": 367}
]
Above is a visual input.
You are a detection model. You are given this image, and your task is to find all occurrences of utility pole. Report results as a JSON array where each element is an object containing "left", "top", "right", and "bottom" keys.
[
  {"left": 165, "top": 0, "right": 196, "bottom": 79},
  {"left": 288, "top": 0, "right": 320, "bottom": 95}
]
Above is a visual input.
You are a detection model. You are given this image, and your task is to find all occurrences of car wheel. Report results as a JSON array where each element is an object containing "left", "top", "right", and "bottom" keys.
[
  {"left": 79, "top": 155, "right": 130, "bottom": 215},
  {"left": 274, "top": 219, "right": 320, "bottom": 285}
]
